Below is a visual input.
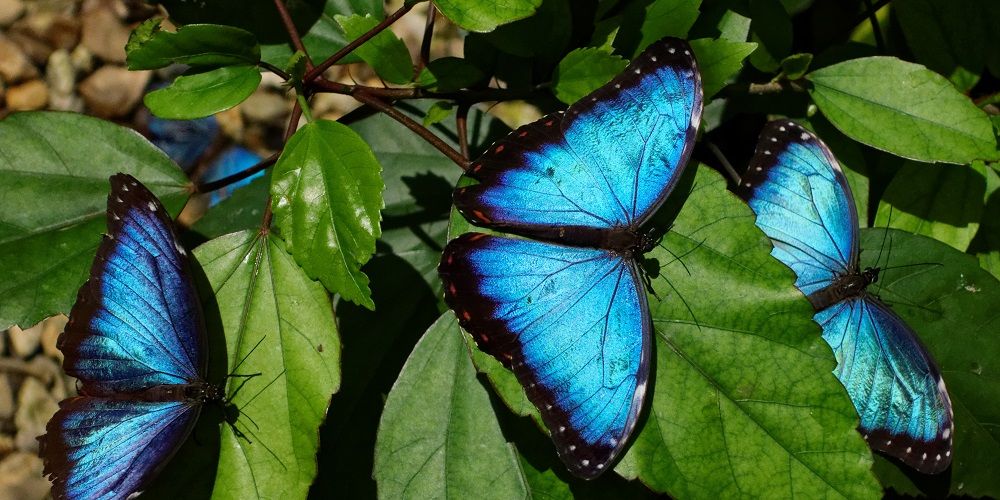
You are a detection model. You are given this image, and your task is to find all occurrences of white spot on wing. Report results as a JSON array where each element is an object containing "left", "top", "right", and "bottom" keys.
[
  {"left": 581, "top": 460, "right": 590, "bottom": 466},
  {"left": 175, "top": 241, "right": 187, "bottom": 256},
  {"left": 943, "top": 428, "right": 951, "bottom": 439},
  {"left": 906, "top": 447, "right": 912, "bottom": 454},
  {"left": 800, "top": 132, "right": 810, "bottom": 140},
  {"left": 148, "top": 201, "right": 157, "bottom": 211},
  {"left": 568, "top": 445, "right": 576, "bottom": 451}
]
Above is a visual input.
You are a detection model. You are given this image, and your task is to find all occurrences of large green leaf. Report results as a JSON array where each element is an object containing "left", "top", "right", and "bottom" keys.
[
  {"left": 856, "top": 230, "right": 1000, "bottom": 498},
  {"left": 552, "top": 47, "right": 627, "bottom": 104},
  {"left": 145, "top": 65, "right": 262, "bottom": 120},
  {"left": 195, "top": 230, "right": 340, "bottom": 499},
  {"left": 894, "top": 0, "right": 987, "bottom": 91},
  {"left": 126, "top": 20, "right": 260, "bottom": 70},
  {"left": 433, "top": 0, "right": 541, "bottom": 32},
  {"left": 334, "top": 13, "right": 413, "bottom": 84},
  {"left": 689, "top": 38, "right": 758, "bottom": 98},
  {"left": 0, "top": 112, "right": 188, "bottom": 330},
  {"left": 875, "top": 161, "right": 987, "bottom": 251},
  {"left": 271, "top": 119, "right": 384, "bottom": 309},
  {"left": 633, "top": 0, "right": 702, "bottom": 55},
  {"left": 460, "top": 166, "right": 881, "bottom": 498},
  {"left": 260, "top": 0, "right": 385, "bottom": 66},
  {"left": 807, "top": 57, "right": 1000, "bottom": 164},
  {"left": 748, "top": 0, "right": 792, "bottom": 72},
  {"left": 373, "top": 314, "right": 529, "bottom": 498},
  {"left": 969, "top": 167, "right": 1000, "bottom": 280}
]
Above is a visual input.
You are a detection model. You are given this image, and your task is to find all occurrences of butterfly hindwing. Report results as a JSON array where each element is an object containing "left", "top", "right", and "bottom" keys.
[
  {"left": 738, "top": 121, "right": 859, "bottom": 295},
  {"left": 816, "top": 296, "right": 953, "bottom": 473},
  {"left": 440, "top": 233, "right": 651, "bottom": 478},
  {"left": 456, "top": 37, "right": 703, "bottom": 237},
  {"left": 41, "top": 397, "right": 201, "bottom": 499},
  {"left": 60, "top": 174, "right": 205, "bottom": 395}
]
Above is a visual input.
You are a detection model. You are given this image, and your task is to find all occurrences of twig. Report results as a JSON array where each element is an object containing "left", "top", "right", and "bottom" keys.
[
  {"left": 862, "top": 0, "right": 886, "bottom": 53},
  {"left": 456, "top": 102, "right": 470, "bottom": 159},
  {"left": 196, "top": 153, "right": 279, "bottom": 193},
  {"left": 304, "top": 3, "right": 414, "bottom": 81},
  {"left": 273, "top": 0, "right": 314, "bottom": 69},
  {"left": 717, "top": 79, "right": 807, "bottom": 98},
  {"left": 353, "top": 90, "right": 469, "bottom": 170},
  {"left": 258, "top": 61, "right": 290, "bottom": 80},
  {"left": 416, "top": 4, "right": 436, "bottom": 74},
  {"left": 260, "top": 102, "right": 302, "bottom": 232},
  {"left": 310, "top": 77, "right": 543, "bottom": 103}
]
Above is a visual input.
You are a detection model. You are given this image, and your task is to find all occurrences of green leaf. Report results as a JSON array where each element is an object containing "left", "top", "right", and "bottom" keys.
[
  {"left": 876, "top": 161, "right": 987, "bottom": 251},
  {"left": 634, "top": 0, "right": 702, "bottom": 55},
  {"left": 463, "top": 166, "right": 881, "bottom": 498},
  {"left": 373, "top": 314, "right": 529, "bottom": 498},
  {"left": 334, "top": 13, "right": 413, "bottom": 84},
  {"left": 433, "top": 0, "right": 541, "bottom": 32},
  {"left": 808, "top": 57, "right": 1000, "bottom": 164},
  {"left": 0, "top": 112, "right": 188, "bottom": 330},
  {"left": 689, "top": 38, "right": 758, "bottom": 98},
  {"left": 283, "top": 50, "right": 309, "bottom": 89},
  {"left": 969, "top": 166, "right": 1000, "bottom": 279},
  {"left": 856, "top": 230, "right": 1000, "bottom": 498},
  {"left": 780, "top": 52, "right": 813, "bottom": 79},
  {"left": 476, "top": 0, "right": 571, "bottom": 65},
  {"left": 895, "top": 0, "right": 986, "bottom": 91},
  {"left": 422, "top": 101, "right": 454, "bottom": 127},
  {"left": 126, "top": 21, "right": 260, "bottom": 70},
  {"left": 552, "top": 47, "right": 627, "bottom": 104},
  {"left": 270, "top": 119, "right": 384, "bottom": 309},
  {"left": 748, "top": 0, "right": 792, "bottom": 72},
  {"left": 144, "top": 65, "right": 262, "bottom": 120},
  {"left": 195, "top": 230, "right": 340, "bottom": 500},
  {"left": 416, "top": 57, "right": 487, "bottom": 92}
]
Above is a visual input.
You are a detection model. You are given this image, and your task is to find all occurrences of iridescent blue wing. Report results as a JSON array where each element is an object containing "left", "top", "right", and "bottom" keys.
[
  {"left": 439, "top": 233, "right": 650, "bottom": 478},
  {"left": 60, "top": 173, "right": 205, "bottom": 395},
  {"left": 40, "top": 397, "right": 201, "bottom": 499},
  {"left": 455, "top": 37, "right": 703, "bottom": 238},
  {"left": 738, "top": 120, "right": 859, "bottom": 296},
  {"left": 815, "top": 296, "right": 954, "bottom": 473}
]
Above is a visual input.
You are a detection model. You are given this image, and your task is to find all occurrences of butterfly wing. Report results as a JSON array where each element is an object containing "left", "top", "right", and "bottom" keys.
[
  {"left": 456, "top": 37, "right": 703, "bottom": 238},
  {"left": 816, "top": 296, "right": 954, "bottom": 473},
  {"left": 439, "top": 233, "right": 650, "bottom": 478},
  {"left": 41, "top": 397, "right": 201, "bottom": 499},
  {"left": 738, "top": 120, "right": 859, "bottom": 296},
  {"left": 60, "top": 173, "right": 205, "bottom": 395}
]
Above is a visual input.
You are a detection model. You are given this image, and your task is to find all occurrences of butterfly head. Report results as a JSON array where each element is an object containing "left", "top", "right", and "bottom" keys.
[
  {"left": 185, "top": 382, "right": 224, "bottom": 404},
  {"left": 861, "top": 266, "right": 880, "bottom": 286}
]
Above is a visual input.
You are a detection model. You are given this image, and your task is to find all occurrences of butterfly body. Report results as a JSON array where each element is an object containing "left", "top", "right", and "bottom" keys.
[
  {"left": 738, "top": 120, "right": 954, "bottom": 474},
  {"left": 40, "top": 174, "right": 217, "bottom": 499},
  {"left": 440, "top": 37, "right": 702, "bottom": 478}
]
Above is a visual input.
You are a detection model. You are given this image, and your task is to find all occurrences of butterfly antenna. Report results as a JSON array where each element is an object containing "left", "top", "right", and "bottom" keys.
[
  {"left": 658, "top": 238, "right": 705, "bottom": 277},
  {"left": 226, "top": 372, "right": 262, "bottom": 402},
  {"left": 231, "top": 335, "right": 267, "bottom": 374},
  {"left": 707, "top": 141, "right": 741, "bottom": 185},
  {"left": 229, "top": 419, "right": 287, "bottom": 469},
  {"left": 240, "top": 369, "right": 287, "bottom": 408},
  {"left": 660, "top": 272, "right": 702, "bottom": 332}
]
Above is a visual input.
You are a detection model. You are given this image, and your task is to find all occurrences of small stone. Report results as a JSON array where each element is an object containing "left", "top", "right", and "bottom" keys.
[
  {"left": 0, "top": 452, "right": 50, "bottom": 500},
  {"left": 0, "top": 375, "right": 12, "bottom": 420},
  {"left": 69, "top": 44, "right": 93, "bottom": 74},
  {"left": 27, "top": 356, "right": 65, "bottom": 400},
  {"left": 40, "top": 315, "right": 65, "bottom": 360},
  {"left": 78, "top": 65, "right": 150, "bottom": 118},
  {"left": 13, "top": 377, "right": 58, "bottom": 453},
  {"left": 7, "top": 323, "right": 41, "bottom": 357},
  {"left": 215, "top": 106, "right": 244, "bottom": 141},
  {"left": 0, "top": 0, "right": 25, "bottom": 27},
  {"left": 240, "top": 90, "right": 289, "bottom": 125},
  {"left": 5, "top": 79, "right": 48, "bottom": 110},
  {"left": 80, "top": 4, "right": 130, "bottom": 63},
  {"left": 45, "top": 48, "right": 73, "bottom": 95},
  {"left": 0, "top": 35, "right": 37, "bottom": 82},
  {"left": 14, "top": 11, "right": 77, "bottom": 50},
  {"left": 0, "top": 434, "right": 14, "bottom": 457}
]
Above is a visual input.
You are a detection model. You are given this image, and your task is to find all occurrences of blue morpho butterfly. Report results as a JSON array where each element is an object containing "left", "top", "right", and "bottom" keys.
[
  {"left": 39, "top": 174, "right": 222, "bottom": 498},
  {"left": 438, "top": 37, "right": 703, "bottom": 478},
  {"left": 737, "top": 120, "right": 954, "bottom": 474}
]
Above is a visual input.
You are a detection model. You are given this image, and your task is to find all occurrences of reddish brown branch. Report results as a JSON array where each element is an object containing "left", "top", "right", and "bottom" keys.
[
  {"left": 352, "top": 90, "right": 469, "bottom": 170},
  {"left": 456, "top": 103, "right": 470, "bottom": 159},
  {"left": 416, "top": 5, "right": 436, "bottom": 74},
  {"left": 196, "top": 153, "right": 279, "bottom": 194},
  {"left": 273, "top": 0, "right": 315, "bottom": 69}
]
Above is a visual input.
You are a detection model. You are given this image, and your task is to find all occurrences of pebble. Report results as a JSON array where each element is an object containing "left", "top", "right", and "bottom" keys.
[
  {"left": 78, "top": 65, "right": 150, "bottom": 118},
  {"left": 80, "top": 4, "right": 130, "bottom": 63},
  {"left": 6, "top": 324, "right": 40, "bottom": 358},
  {"left": 45, "top": 48, "right": 73, "bottom": 95},
  {"left": 241, "top": 90, "right": 289, "bottom": 125},
  {"left": 0, "top": 434, "right": 13, "bottom": 457},
  {"left": 0, "top": 0, "right": 24, "bottom": 27},
  {"left": 69, "top": 44, "right": 92, "bottom": 73},
  {"left": 0, "top": 35, "right": 38, "bottom": 82},
  {"left": 13, "top": 377, "right": 58, "bottom": 453},
  {"left": 28, "top": 356, "right": 66, "bottom": 400},
  {"left": 39, "top": 316, "right": 65, "bottom": 361},
  {"left": 0, "top": 452, "right": 50, "bottom": 500},
  {"left": 0, "top": 375, "right": 12, "bottom": 420},
  {"left": 215, "top": 106, "right": 245, "bottom": 141}
]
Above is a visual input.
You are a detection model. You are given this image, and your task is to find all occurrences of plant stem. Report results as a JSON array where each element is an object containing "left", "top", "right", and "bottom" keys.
[
  {"left": 296, "top": 93, "right": 315, "bottom": 122},
  {"left": 862, "top": 0, "right": 886, "bottom": 53},
  {"left": 352, "top": 89, "right": 470, "bottom": 170},
  {"left": 416, "top": 4, "right": 436, "bottom": 74},
  {"left": 304, "top": 3, "right": 415, "bottom": 81},
  {"left": 259, "top": 61, "right": 290, "bottom": 80},
  {"left": 456, "top": 102, "right": 470, "bottom": 159},
  {"left": 196, "top": 153, "right": 279, "bottom": 194},
  {"left": 717, "top": 79, "right": 807, "bottom": 98},
  {"left": 273, "top": 0, "right": 314, "bottom": 69},
  {"left": 310, "top": 77, "right": 544, "bottom": 103}
]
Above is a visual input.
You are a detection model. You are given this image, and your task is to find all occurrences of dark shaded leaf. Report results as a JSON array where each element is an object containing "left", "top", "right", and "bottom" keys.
[{"left": 126, "top": 20, "right": 260, "bottom": 70}]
